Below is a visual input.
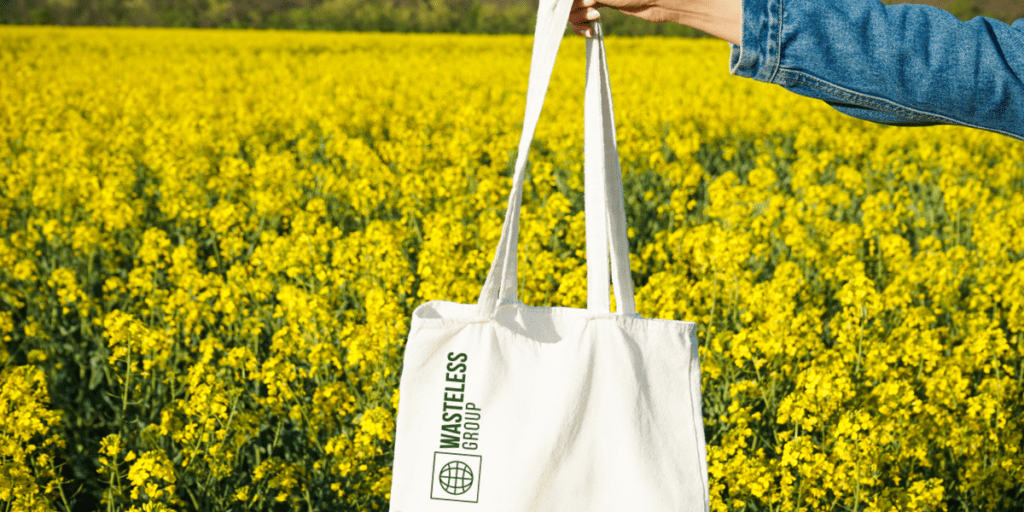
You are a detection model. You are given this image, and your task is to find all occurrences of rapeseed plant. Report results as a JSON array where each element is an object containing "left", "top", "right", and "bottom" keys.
[{"left": 0, "top": 26, "right": 1022, "bottom": 511}]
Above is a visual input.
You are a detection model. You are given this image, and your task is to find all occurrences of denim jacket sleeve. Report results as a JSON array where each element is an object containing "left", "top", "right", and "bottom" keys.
[{"left": 729, "top": 0, "right": 1024, "bottom": 142}]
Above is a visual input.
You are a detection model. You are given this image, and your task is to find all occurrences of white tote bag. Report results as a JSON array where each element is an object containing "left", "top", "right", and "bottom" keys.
[{"left": 388, "top": 2, "right": 709, "bottom": 510}]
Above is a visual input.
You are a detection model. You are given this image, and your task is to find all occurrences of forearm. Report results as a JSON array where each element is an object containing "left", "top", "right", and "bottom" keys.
[
  {"left": 570, "top": 0, "right": 742, "bottom": 46},
  {"left": 731, "top": 0, "right": 1024, "bottom": 140},
  {"left": 647, "top": 0, "right": 745, "bottom": 46},
  {"left": 657, "top": 0, "right": 744, "bottom": 46}
]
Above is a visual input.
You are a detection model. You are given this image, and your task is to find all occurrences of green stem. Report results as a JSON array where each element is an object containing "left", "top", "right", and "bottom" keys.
[
  {"left": 853, "top": 436, "right": 862, "bottom": 512},
  {"left": 49, "top": 457, "right": 73, "bottom": 512},
  {"left": 122, "top": 341, "right": 132, "bottom": 425},
  {"left": 304, "top": 486, "right": 315, "bottom": 512}
]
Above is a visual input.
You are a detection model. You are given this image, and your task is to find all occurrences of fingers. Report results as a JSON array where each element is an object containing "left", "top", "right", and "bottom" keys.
[
  {"left": 569, "top": 0, "right": 600, "bottom": 24},
  {"left": 568, "top": 7, "right": 600, "bottom": 25},
  {"left": 570, "top": 23, "right": 593, "bottom": 38},
  {"left": 569, "top": 0, "right": 601, "bottom": 37}
]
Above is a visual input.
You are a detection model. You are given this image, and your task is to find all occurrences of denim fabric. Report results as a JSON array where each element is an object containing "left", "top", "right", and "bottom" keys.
[{"left": 729, "top": 0, "right": 1024, "bottom": 141}]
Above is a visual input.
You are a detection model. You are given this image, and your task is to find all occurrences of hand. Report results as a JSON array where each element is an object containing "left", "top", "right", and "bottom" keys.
[
  {"left": 569, "top": 0, "right": 682, "bottom": 38},
  {"left": 568, "top": 0, "right": 743, "bottom": 46}
]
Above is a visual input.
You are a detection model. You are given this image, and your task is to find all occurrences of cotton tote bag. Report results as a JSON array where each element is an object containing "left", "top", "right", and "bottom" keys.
[{"left": 388, "top": 3, "right": 710, "bottom": 511}]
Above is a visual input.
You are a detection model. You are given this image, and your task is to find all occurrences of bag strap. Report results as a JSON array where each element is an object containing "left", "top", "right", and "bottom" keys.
[
  {"left": 476, "top": 2, "right": 636, "bottom": 317},
  {"left": 584, "top": 21, "right": 636, "bottom": 315},
  {"left": 475, "top": 0, "right": 574, "bottom": 316}
]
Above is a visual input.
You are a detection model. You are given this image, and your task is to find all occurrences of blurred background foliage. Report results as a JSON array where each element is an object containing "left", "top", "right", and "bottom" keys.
[{"left": 0, "top": 0, "right": 1020, "bottom": 35}]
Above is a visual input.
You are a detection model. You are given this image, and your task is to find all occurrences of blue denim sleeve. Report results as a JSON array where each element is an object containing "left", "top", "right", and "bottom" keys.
[{"left": 729, "top": 0, "right": 1024, "bottom": 142}]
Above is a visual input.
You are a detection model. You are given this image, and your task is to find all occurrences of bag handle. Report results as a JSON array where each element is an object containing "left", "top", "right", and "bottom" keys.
[
  {"left": 476, "top": 2, "right": 636, "bottom": 317},
  {"left": 583, "top": 21, "right": 636, "bottom": 315}
]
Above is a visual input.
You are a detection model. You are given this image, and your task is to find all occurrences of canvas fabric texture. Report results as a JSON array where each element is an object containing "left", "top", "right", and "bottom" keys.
[{"left": 388, "top": 1, "right": 710, "bottom": 510}]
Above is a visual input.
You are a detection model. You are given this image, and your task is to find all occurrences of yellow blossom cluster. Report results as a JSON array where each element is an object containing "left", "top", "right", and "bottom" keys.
[
  {"left": 0, "top": 365, "right": 68, "bottom": 511},
  {"left": 1, "top": 25, "right": 1022, "bottom": 511}
]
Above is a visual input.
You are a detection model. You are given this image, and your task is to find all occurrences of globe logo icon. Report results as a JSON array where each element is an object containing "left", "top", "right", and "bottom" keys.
[{"left": 438, "top": 460, "right": 474, "bottom": 495}]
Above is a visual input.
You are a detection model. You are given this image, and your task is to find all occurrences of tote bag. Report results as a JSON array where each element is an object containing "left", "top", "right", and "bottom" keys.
[{"left": 388, "top": 2, "right": 709, "bottom": 510}]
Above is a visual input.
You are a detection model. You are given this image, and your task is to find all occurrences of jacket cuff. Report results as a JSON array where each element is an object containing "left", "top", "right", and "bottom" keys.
[{"left": 729, "top": 0, "right": 782, "bottom": 83}]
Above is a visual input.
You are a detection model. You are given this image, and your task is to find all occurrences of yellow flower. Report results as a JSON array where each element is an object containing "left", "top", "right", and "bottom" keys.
[{"left": 3, "top": 26, "right": 1022, "bottom": 512}]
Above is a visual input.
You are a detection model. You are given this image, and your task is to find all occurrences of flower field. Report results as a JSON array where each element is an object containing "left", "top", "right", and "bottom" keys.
[{"left": 1, "top": 25, "right": 1023, "bottom": 512}]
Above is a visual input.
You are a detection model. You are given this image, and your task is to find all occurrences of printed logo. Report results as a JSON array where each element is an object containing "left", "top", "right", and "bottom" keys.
[
  {"left": 431, "top": 452, "right": 482, "bottom": 503},
  {"left": 438, "top": 461, "right": 473, "bottom": 495},
  {"left": 431, "top": 352, "right": 483, "bottom": 502}
]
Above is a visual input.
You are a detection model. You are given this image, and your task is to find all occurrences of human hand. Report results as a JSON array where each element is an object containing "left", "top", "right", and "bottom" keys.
[
  {"left": 568, "top": 0, "right": 686, "bottom": 38},
  {"left": 567, "top": 0, "right": 743, "bottom": 46}
]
